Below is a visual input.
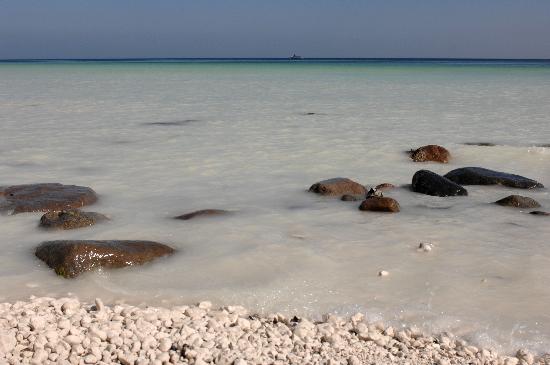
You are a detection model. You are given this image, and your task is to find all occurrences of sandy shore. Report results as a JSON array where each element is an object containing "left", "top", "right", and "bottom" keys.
[{"left": 0, "top": 297, "right": 546, "bottom": 365}]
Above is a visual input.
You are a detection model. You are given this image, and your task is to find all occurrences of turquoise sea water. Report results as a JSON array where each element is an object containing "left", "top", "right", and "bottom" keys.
[{"left": 1, "top": 59, "right": 550, "bottom": 354}]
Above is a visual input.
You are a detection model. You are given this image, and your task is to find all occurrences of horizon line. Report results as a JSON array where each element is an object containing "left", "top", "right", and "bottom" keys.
[{"left": 1, "top": 57, "right": 550, "bottom": 62}]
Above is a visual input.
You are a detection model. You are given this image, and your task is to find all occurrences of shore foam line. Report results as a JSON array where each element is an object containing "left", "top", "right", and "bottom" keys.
[{"left": 0, "top": 296, "right": 545, "bottom": 365}]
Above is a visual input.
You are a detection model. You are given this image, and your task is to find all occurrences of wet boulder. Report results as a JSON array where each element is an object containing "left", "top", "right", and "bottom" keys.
[
  {"left": 412, "top": 170, "right": 468, "bottom": 197},
  {"left": 0, "top": 183, "right": 97, "bottom": 214},
  {"left": 39, "top": 210, "right": 109, "bottom": 230},
  {"left": 174, "top": 209, "right": 229, "bottom": 220},
  {"left": 308, "top": 178, "right": 366, "bottom": 196},
  {"left": 409, "top": 145, "right": 450, "bottom": 163},
  {"left": 35, "top": 240, "right": 175, "bottom": 278},
  {"left": 444, "top": 167, "right": 543, "bottom": 189},
  {"left": 358, "top": 197, "right": 400, "bottom": 213},
  {"left": 494, "top": 195, "right": 541, "bottom": 209}
]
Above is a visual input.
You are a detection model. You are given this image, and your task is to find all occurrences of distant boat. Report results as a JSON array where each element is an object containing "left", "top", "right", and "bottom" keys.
[{"left": 289, "top": 54, "right": 303, "bottom": 60}]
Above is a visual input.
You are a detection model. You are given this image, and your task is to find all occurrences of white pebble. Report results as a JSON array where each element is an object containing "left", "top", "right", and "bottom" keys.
[
  {"left": 418, "top": 242, "right": 433, "bottom": 252},
  {"left": 378, "top": 270, "right": 389, "bottom": 277}
]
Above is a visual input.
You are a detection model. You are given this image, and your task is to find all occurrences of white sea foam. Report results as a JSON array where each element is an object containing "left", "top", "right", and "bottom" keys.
[{"left": 0, "top": 61, "right": 549, "bottom": 354}]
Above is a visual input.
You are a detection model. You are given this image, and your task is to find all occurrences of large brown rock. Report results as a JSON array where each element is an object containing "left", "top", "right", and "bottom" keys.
[
  {"left": 35, "top": 240, "right": 175, "bottom": 278},
  {"left": 1, "top": 183, "right": 97, "bottom": 214},
  {"left": 410, "top": 145, "right": 450, "bottom": 163},
  {"left": 358, "top": 197, "right": 400, "bottom": 213},
  {"left": 174, "top": 209, "right": 229, "bottom": 220},
  {"left": 309, "top": 178, "right": 366, "bottom": 196},
  {"left": 39, "top": 210, "right": 109, "bottom": 230}
]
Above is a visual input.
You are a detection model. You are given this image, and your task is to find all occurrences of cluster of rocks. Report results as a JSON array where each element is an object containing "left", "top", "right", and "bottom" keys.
[
  {"left": 2, "top": 297, "right": 547, "bottom": 365},
  {"left": 309, "top": 145, "right": 547, "bottom": 217},
  {"left": 0, "top": 184, "right": 186, "bottom": 279}
]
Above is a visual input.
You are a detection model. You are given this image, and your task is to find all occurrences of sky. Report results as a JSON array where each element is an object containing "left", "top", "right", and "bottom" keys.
[{"left": 0, "top": 0, "right": 549, "bottom": 59}]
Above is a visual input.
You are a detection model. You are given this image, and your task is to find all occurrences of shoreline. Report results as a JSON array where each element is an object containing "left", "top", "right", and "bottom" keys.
[{"left": 0, "top": 297, "right": 545, "bottom": 365}]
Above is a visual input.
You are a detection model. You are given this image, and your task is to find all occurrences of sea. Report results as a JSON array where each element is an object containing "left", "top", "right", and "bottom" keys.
[{"left": 1, "top": 58, "right": 549, "bottom": 354}]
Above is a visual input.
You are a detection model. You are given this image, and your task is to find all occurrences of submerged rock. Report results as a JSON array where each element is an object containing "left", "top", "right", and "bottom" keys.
[
  {"left": 494, "top": 195, "right": 541, "bottom": 209},
  {"left": 341, "top": 194, "right": 361, "bottom": 202},
  {"left": 358, "top": 197, "right": 400, "bottom": 213},
  {"left": 530, "top": 211, "right": 550, "bottom": 216},
  {"left": 35, "top": 240, "right": 175, "bottom": 278},
  {"left": 412, "top": 170, "right": 468, "bottom": 197},
  {"left": 174, "top": 209, "right": 229, "bottom": 220},
  {"left": 0, "top": 183, "right": 97, "bottom": 214},
  {"left": 444, "top": 167, "right": 544, "bottom": 189},
  {"left": 375, "top": 183, "right": 396, "bottom": 191},
  {"left": 463, "top": 142, "right": 497, "bottom": 147},
  {"left": 39, "top": 210, "right": 109, "bottom": 230},
  {"left": 409, "top": 145, "right": 450, "bottom": 163},
  {"left": 309, "top": 178, "right": 366, "bottom": 196}
]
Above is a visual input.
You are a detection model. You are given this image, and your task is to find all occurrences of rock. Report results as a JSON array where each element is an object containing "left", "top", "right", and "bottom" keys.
[
  {"left": 0, "top": 332, "right": 16, "bottom": 353},
  {"left": 309, "top": 178, "right": 366, "bottom": 196},
  {"left": 463, "top": 142, "right": 497, "bottom": 147},
  {"left": 39, "top": 210, "right": 109, "bottom": 230},
  {"left": 341, "top": 194, "right": 360, "bottom": 201},
  {"left": 378, "top": 270, "right": 389, "bottom": 277},
  {"left": 409, "top": 145, "right": 450, "bottom": 163},
  {"left": 35, "top": 240, "right": 175, "bottom": 278},
  {"left": 358, "top": 197, "right": 400, "bottom": 213},
  {"left": 444, "top": 167, "right": 544, "bottom": 189},
  {"left": 530, "top": 211, "right": 550, "bottom": 216},
  {"left": 494, "top": 195, "right": 541, "bottom": 209},
  {"left": 412, "top": 170, "right": 468, "bottom": 197},
  {"left": 375, "top": 183, "right": 395, "bottom": 191},
  {"left": 174, "top": 209, "right": 228, "bottom": 220},
  {"left": 0, "top": 183, "right": 98, "bottom": 214},
  {"left": 417, "top": 242, "right": 433, "bottom": 252}
]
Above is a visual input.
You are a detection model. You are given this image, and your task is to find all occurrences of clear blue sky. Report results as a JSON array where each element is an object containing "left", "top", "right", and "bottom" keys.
[{"left": 1, "top": 0, "right": 549, "bottom": 59}]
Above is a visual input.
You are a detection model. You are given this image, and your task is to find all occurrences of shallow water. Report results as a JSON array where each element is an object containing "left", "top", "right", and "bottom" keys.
[{"left": 1, "top": 59, "right": 550, "bottom": 354}]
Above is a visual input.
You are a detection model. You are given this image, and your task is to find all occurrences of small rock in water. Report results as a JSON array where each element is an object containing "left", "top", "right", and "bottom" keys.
[
  {"left": 375, "top": 183, "right": 395, "bottom": 191},
  {"left": 378, "top": 270, "right": 389, "bottom": 277},
  {"left": 366, "top": 187, "right": 384, "bottom": 198},
  {"left": 39, "top": 209, "right": 109, "bottom": 230},
  {"left": 530, "top": 211, "right": 550, "bottom": 216},
  {"left": 494, "top": 195, "right": 541, "bottom": 209},
  {"left": 359, "top": 197, "right": 400, "bottom": 213},
  {"left": 309, "top": 177, "right": 366, "bottom": 196},
  {"left": 409, "top": 145, "right": 450, "bottom": 163},
  {"left": 174, "top": 209, "right": 229, "bottom": 220},
  {"left": 417, "top": 242, "right": 433, "bottom": 252},
  {"left": 463, "top": 142, "right": 497, "bottom": 147},
  {"left": 341, "top": 194, "right": 360, "bottom": 201}
]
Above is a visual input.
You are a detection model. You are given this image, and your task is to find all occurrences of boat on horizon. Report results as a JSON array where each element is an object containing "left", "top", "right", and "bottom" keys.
[{"left": 289, "top": 54, "right": 303, "bottom": 60}]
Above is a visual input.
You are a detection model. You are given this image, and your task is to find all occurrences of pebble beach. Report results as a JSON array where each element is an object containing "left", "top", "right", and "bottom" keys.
[{"left": 1, "top": 296, "right": 547, "bottom": 365}]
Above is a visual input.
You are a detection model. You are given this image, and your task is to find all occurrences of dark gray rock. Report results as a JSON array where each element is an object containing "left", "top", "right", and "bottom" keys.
[
  {"left": 412, "top": 170, "right": 468, "bottom": 197},
  {"left": 39, "top": 210, "right": 109, "bottom": 230},
  {"left": 341, "top": 194, "right": 361, "bottom": 202},
  {"left": 444, "top": 167, "right": 544, "bottom": 189},
  {"left": 0, "top": 183, "right": 98, "bottom": 214},
  {"left": 174, "top": 209, "right": 229, "bottom": 220},
  {"left": 530, "top": 211, "right": 550, "bottom": 216},
  {"left": 35, "top": 240, "right": 175, "bottom": 278},
  {"left": 494, "top": 195, "right": 541, "bottom": 209}
]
